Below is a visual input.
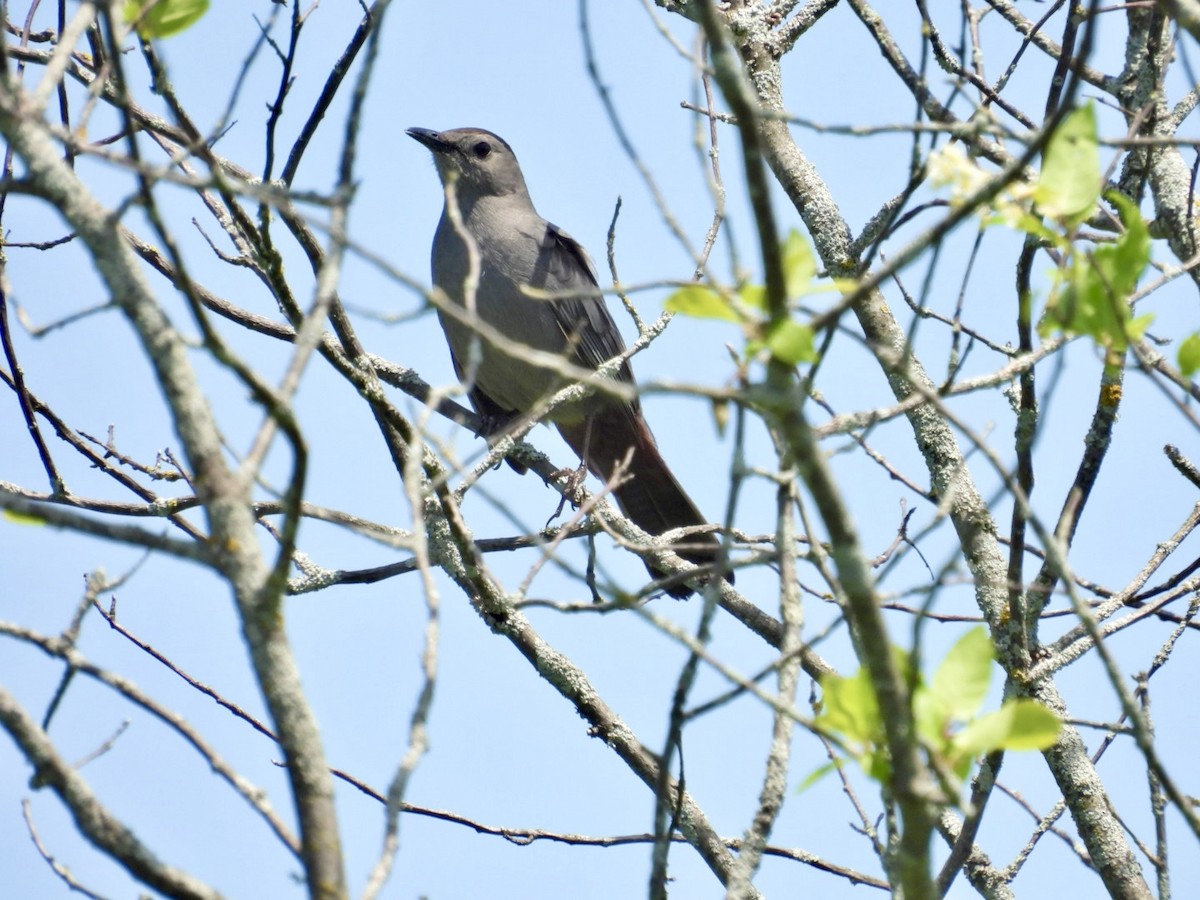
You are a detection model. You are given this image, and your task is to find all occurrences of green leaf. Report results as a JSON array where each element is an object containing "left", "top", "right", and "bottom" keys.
[
  {"left": 950, "top": 709, "right": 1010, "bottom": 760},
  {"left": 1002, "top": 209, "right": 1064, "bottom": 247},
  {"left": 1098, "top": 192, "right": 1151, "bottom": 296},
  {"left": 796, "top": 761, "right": 838, "bottom": 793},
  {"left": 1039, "top": 191, "right": 1152, "bottom": 350},
  {"left": 952, "top": 699, "right": 1061, "bottom": 759},
  {"left": 994, "top": 700, "right": 1063, "bottom": 750},
  {"left": 812, "top": 644, "right": 1060, "bottom": 790},
  {"left": 929, "top": 627, "right": 994, "bottom": 721},
  {"left": 3, "top": 508, "right": 45, "bottom": 526},
  {"left": 816, "top": 668, "right": 881, "bottom": 746},
  {"left": 864, "top": 748, "right": 891, "bottom": 783},
  {"left": 912, "top": 685, "right": 946, "bottom": 753},
  {"left": 1127, "top": 313, "right": 1154, "bottom": 344},
  {"left": 664, "top": 284, "right": 739, "bottom": 322},
  {"left": 1179, "top": 332, "right": 1200, "bottom": 376},
  {"left": 950, "top": 747, "right": 976, "bottom": 781},
  {"left": 915, "top": 628, "right": 994, "bottom": 756},
  {"left": 123, "top": 0, "right": 210, "bottom": 39},
  {"left": 782, "top": 229, "right": 817, "bottom": 298},
  {"left": 1034, "top": 103, "right": 1100, "bottom": 223},
  {"left": 765, "top": 319, "right": 816, "bottom": 366},
  {"left": 739, "top": 283, "right": 767, "bottom": 312}
]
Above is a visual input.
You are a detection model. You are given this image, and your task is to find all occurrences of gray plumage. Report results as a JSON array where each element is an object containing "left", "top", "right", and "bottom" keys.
[{"left": 408, "top": 126, "right": 727, "bottom": 597}]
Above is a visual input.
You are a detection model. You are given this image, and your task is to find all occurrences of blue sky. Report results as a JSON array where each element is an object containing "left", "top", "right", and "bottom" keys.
[{"left": 3, "top": 2, "right": 1199, "bottom": 898}]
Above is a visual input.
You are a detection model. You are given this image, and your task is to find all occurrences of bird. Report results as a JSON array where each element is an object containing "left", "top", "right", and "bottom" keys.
[{"left": 407, "top": 126, "right": 729, "bottom": 598}]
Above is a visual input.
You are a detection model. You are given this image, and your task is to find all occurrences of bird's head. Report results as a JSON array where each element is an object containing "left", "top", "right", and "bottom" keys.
[{"left": 407, "top": 127, "right": 530, "bottom": 201}]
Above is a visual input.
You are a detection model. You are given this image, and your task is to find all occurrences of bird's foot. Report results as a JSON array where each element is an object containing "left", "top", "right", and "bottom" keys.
[
  {"left": 552, "top": 460, "right": 589, "bottom": 500},
  {"left": 546, "top": 460, "right": 589, "bottom": 525}
]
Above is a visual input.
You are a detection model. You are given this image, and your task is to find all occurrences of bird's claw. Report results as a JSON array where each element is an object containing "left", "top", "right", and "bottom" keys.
[{"left": 546, "top": 460, "right": 589, "bottom": 525}]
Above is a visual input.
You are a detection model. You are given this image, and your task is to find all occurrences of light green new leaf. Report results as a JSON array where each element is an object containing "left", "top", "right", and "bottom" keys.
[
  {"left": 952, "top": 699, "right": 1061, "bottom": 759},
  {"left": 950, "top": 708, "right": 1011, "bottom": 764},
  {"left": 997, "top": 208, "right": 1060, "bottom": 246},
  {"left": 3, "top": 509, "right": 45, "bottom": 526},
  {"left": 664, "top": 284, "right": 740, "bottom": 322},
  {"left": 782, "top": 229, "right": 817, "bottom": 298},
  {"left": 1127, "top": 312, "right": 1154, "bottom": 344},
  {"left": 766, "top": 319, "right": 816, "bottom": 366},
  {"left": 913, "top": 685, "right": 946, "bottom": 752},
  {"left": 929, "top": 627, "right": 994, "bottom": 721},
  {"left": 739, "top": 283, "right": 767, "bottom": 312},
  {"left": 1179, "top": 332, "right": 1200, "bottom": 377},
  {"left": 997, "top": 700, "right": 1063, "bottom": 750},
  {"left": 1034, "top": 103, "right": 1100, "bottom": 223},
  {"left": 124, "top": 0, "right": 210, "bottom": 38},
  {"left": 1097, "top": 192, "right": 1151, "bottom": 297},
  {"left": 915, "top": 628, "right": 994, "bottom": 758},
  {"left": 864, "top": 748, "right": 891, "bottom": 783},
  {"left": 817, "top": 668, "right": 881, "bottom": 746},
  {"left": 796, "top": 761, "right": 838, "bottom": 793},
  {"left": 1039, "top": 191, "right": 1152, "bottom": 350}
]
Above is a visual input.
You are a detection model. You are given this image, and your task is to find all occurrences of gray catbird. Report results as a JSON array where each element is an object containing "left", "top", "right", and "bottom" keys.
[{"left": 408, "top": 126, "right": 728, "bottom": 597}]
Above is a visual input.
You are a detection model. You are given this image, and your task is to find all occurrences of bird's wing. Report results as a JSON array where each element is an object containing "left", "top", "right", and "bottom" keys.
[{"left": 538, "top": 222, "right": 635, "bottom": 387}]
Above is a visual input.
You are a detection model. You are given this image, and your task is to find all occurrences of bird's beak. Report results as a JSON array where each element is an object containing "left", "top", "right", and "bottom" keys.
[{"left": 406, "top": 127, "right": 451, "bottom": 153}]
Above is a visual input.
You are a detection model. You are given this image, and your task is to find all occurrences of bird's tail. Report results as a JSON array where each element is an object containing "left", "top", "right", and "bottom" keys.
[{"left": 557, "top": 406, "right": 729, "bottom": 598}]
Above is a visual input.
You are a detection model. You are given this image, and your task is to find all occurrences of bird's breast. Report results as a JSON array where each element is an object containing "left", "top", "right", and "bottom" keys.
[{"left": 432, "top": 214, "right": 595, "bottom": 419}]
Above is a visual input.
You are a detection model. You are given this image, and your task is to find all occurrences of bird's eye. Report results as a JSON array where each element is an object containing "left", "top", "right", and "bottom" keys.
[{"left": 472, "top": 141, "right": 492, "bottom": 159}]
